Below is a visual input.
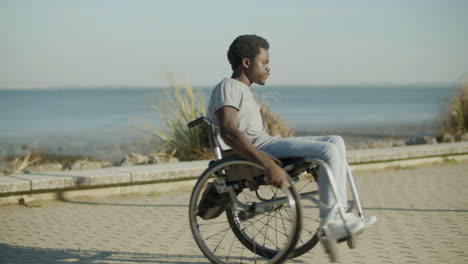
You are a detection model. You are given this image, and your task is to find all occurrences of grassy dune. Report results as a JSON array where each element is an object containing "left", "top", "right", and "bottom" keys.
[{"left": 440, "top": 81, "right": 468, "bottom": 139}]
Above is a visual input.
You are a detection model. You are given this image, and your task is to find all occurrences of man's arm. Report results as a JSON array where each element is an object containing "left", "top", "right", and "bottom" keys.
[{"left": 216, "top": 106, "right": 290, "bottom": 188}]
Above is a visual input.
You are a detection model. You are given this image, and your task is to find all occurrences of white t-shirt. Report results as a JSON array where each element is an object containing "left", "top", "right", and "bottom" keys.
[{"left": 207, "top": 78, "right": 275, "bottom": 150}]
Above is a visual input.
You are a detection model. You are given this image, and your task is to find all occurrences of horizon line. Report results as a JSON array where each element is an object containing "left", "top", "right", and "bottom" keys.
[{"left": 0, "top": 81, "right": 461, "bottom": 90}]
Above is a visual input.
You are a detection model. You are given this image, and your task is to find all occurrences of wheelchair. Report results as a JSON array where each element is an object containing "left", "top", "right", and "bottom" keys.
[{"left": 188, "top": 117, "right": 367, "bottom": 263}]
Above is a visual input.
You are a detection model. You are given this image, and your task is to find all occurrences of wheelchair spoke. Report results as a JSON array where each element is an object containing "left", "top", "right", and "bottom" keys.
[
  {"left": 251, "top": 213, "right": 282, "bottom": 251},
  {"left": 226, "top": 230, "right": 237, "bottom": 261},
  {"left": 297, "top": 180, "right": 316, "bottom": 193},
  {"left": 302, "top": 215, "right": 320, "bottom": 222},
  {"left": 277, "top": 206, "right": 290, "bottom": 242},
  {"left": 236, "top": 208, "right": 292, "bottom": 249},
  {"left": 270, "top": 185, "right": 280, "bottom": 197},
  {"left": 205, "top": 226, "right": 232, "bottom": 242},
  {"left": 240, "top": 212, "right": 291, "bottom": 238},
  {"left": 238, "top": 212, "right": 270, "bottom": 230},
  {"left": 262, "top": 210, "right": 274, "bottom": 249},
  {"left": 213, "top": 226, "right": 234, "bottom": 254},
  {"left": 280, "top": 205, "right": 293, "bottom": 223},
  {"left": 241, "top": 191, "right": 259, "bottom": 200},
  {"left": 302, "top": 227, "right": 317, "bottom": 236},
  {"left": 243, "top": 217, "right": 273, "bottom": 241},
  {"left": 275, "top": 209, "right": 278, "bottom": 250}
]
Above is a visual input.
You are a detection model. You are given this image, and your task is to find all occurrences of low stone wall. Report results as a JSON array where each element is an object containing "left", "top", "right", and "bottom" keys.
[{"left": 1, "top": 142, "right": 468, "bottom": 205}]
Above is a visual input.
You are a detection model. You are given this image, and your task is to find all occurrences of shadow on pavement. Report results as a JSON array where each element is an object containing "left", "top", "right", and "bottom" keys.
[
  {"left": 54, "top": 193, "right": 467, "bottom": 213},
  {"left": 55, "top": 192, "right": 188, "bottom": 208},
  {"left": 0, "top": 243, "right": 209, "bottom": 264},
  {"left": 363, "top": 207, "right": 468, "bottom": 213}
]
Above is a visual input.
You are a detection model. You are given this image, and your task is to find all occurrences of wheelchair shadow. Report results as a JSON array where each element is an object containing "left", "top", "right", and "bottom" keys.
[
  {"left": 54, "top": 193, "right": 468, "bottom": 213},
  {"left": 363, "top": 207, "right": 468, "bottom": 213},
  {"left": 301, "top": 204, "right": 468, "bottom": 213},
  {"left": 55, "top": 192, "right": 188, "bottom": 208},
  {"left": 0, "top": 243, "right": 209, "bottom": 264}
]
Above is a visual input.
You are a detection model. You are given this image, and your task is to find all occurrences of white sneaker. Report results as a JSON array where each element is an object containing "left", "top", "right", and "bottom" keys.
[{"left": 328, "top": 213, "right": 365, "bottom": 241}]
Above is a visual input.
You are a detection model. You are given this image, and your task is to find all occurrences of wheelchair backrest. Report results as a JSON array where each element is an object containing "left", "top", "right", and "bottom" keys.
[{"left": 188, "top": 117, "right": 223, "bottom": 160}]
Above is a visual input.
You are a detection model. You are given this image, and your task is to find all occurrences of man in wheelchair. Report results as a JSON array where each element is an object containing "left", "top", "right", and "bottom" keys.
[{"left": 203, "top": 34, "right": 376, "bottom": 242}]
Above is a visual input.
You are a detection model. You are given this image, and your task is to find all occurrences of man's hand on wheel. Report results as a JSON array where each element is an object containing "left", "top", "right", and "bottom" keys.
[{"left": 264, "top": 163, "right": 291, "bottom": 189}]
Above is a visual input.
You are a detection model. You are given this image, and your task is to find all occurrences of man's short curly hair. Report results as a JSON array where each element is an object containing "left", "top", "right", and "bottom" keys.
[{"left": 227, "top": 35, "right": 269, "bottom": 70}]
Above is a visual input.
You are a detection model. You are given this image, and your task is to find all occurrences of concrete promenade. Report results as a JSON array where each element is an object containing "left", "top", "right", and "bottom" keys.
[{"left": 1, "top": 161, "right": 467, "bottom": 263}]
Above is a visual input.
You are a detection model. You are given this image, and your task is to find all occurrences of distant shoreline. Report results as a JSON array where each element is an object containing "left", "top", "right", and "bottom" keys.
[
  {"left": 0, "top": 84, "right": 453, "bottom": 161},
  {"left": 2, "top": 133, "right": 462, "bottom": 177},
  {"left": 0, "top": 123, "right": 440, "bottom": 161}
]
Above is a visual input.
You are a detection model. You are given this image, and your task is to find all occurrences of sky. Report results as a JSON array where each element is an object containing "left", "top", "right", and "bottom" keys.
[{"left": 1, "top": 0, "right": 467, "bottom": 89}]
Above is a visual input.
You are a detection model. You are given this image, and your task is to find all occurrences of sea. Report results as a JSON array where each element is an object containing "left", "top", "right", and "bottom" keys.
[{"left": 0, "top": 84, "right": 459, "bottom": 161}]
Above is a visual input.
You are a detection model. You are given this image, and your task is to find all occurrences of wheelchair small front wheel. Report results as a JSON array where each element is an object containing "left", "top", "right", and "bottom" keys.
[
  {"left": 346, "top": 237, "right": 357, "bottom": 249},
  {"left": 189, "top": 159, "right": 302, "bottom": 264}
]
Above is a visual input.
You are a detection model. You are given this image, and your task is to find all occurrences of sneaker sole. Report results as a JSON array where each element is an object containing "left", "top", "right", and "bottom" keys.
[{"left": 336, "top": 222, "right": 366, "bottom": 243}]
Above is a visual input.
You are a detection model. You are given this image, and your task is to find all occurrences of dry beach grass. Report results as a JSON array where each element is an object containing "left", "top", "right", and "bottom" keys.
[{"left": 440, "top": 81, "right": 468, "bottom": 138}]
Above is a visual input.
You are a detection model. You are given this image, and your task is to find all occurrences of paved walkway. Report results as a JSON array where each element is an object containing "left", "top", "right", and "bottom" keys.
[{"left": 1, "top": 162, "right": 467, "bottom": 264}]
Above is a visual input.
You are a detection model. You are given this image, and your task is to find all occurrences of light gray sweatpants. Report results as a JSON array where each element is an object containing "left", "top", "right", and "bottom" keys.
[{"left": 259, "top": 135, "right": 348, "bottom": 219}]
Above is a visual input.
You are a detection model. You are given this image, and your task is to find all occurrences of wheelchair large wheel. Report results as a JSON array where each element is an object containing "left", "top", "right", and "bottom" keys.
[
  {"left": 228, "top": 165, "right": 320, "bottom": 259},
  {"left": 189, "top": 160, "right": 302, "bottom": 264}
]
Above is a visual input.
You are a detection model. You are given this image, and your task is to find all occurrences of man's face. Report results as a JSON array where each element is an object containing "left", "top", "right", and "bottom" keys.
[{"left": 246, "top": 48, "right": 270, "bottom": 86}]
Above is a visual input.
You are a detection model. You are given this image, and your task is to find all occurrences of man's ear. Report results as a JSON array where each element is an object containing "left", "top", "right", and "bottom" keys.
[{"left": 241, "top": 58, "right": 250, "bottom": 69}]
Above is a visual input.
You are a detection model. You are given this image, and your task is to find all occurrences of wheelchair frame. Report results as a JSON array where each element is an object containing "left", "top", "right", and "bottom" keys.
[{"left": 188, "top": 117, "right": 366, "bottom": 263}]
